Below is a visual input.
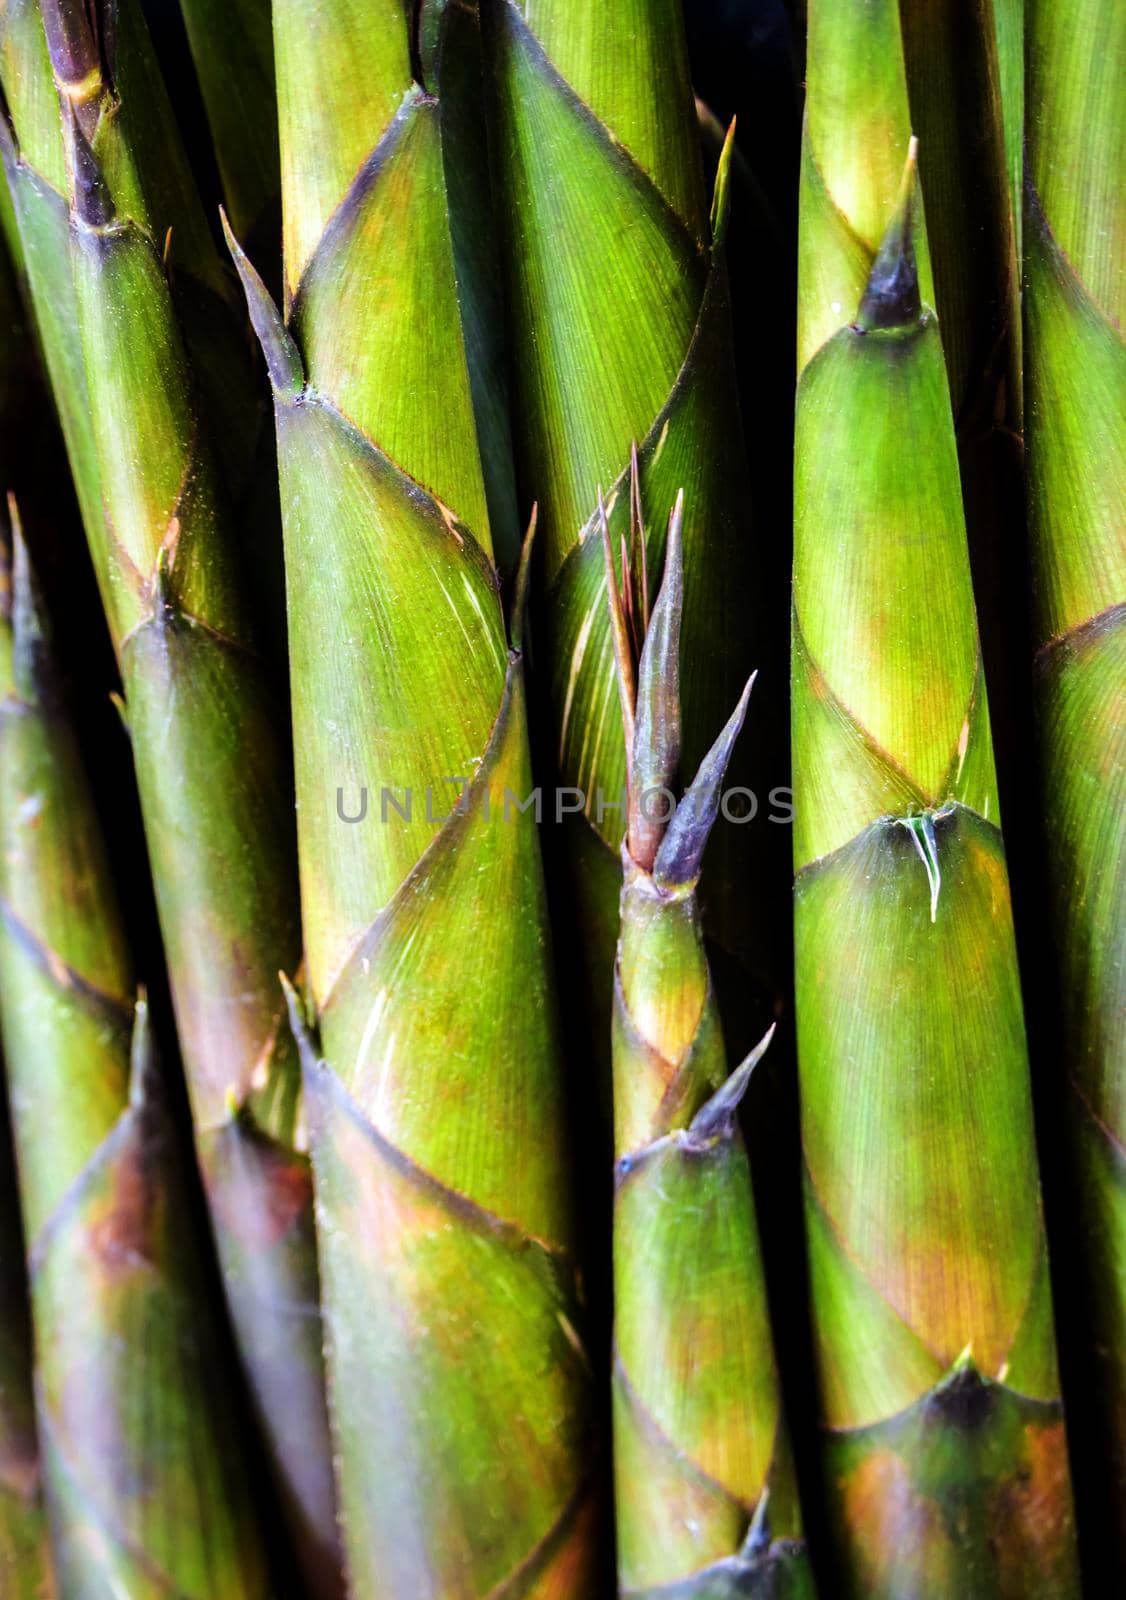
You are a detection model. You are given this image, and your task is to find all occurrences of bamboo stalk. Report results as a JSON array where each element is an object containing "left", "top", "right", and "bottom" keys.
[
  {"left": 0, "top": 514, "right": 268, "bottom": 1596},
  {"left": 608, "top": 503, "right": 813, "bottom": 1597},
  {"left": 0, "top": 5, "right": 340, "bottom": 1585},
  {"left": 793, "top": 8, "right": 1080, "bottom": 1585},
  {"left": 227, "top": 1, "right": 597, "bottom": 1590},
  {"left": 482, "top": 0, "right": 774, "bottom": 1063},
  {"left": 1024, "top": 0, "right": 1126, "bottom": 1564}
]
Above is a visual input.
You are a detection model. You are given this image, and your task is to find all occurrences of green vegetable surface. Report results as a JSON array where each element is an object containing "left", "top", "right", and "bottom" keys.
[
  {"left": 0, "top": 515, "right": 268, "bottom": 1598},
  {"left": 793, "top": 5, "right": 1080, "bottom": 1591},
  {"left": 0, "top": 5, "right": 339, "bottom": 1586},
  {"left": 483, "top": 0, "right": 770, "bottom": 1058},
  {"left": 607, "top": 503, "right": 813, "bottom": 1598},
  {"left": 228, "top": 1, "right": 598, "bottom": 1591},
  {"left": 1025, "top": 0, "right": 1126, "bottom": 1560}
]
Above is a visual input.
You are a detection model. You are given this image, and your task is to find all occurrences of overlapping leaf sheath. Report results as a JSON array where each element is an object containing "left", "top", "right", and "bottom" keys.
[
  {"left": 0, "top": 4, "right": 340, "bottom": 1587},
  {"left": 483, "top": 0, "right": 766, "bottom": 1039},
  {"left": 0, "top": 524, "right": 268, "bottom": 1597},
  {"left": 0, "top": 246, "right": 55, "bottom": 1600},
  {"left": 794, "top": 22, "right": 1080, "bottom": 1586},
  {"left": 0, "top": 1062, "right": 52, "bottom": 1599},
  {"left": 226, "top": 1, "right": 595, "bottom": 1592},
  {"left": 1025, "top": 0, "right": 1126, "bottom": 1556},
  {"left": 609, "top": 519, "right": 811, "bottom": 1598}
]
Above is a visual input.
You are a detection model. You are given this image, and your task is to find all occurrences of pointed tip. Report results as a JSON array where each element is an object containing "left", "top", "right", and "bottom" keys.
[
  {"left": 8, "top": 507, "right": 59, "bottom": 705},
  {"left": 222, "top": 207, "right": 304, "bottom": 397},
  {"left": 667, "top": 489, "right": 684, "bottom": 573},
  {"left": 68, "top": 106, "right": 114, "bottom": 227},
  {"left": 280, "top": 972, "right": 321, "bottom": 1079},
  {"left": 127, "top": 989, "right": 156, "bottom": 1107},
  {"left": 630, "top": 498, "right": 685, "bottom": 860},
  {"left": 709, "top": 115, "right": 737, "bottom": 246},
  {"left": 743, "top": 1486, "right": 772, "bottom": 1558},
  {"left": 151, "top": 538, "right": 179, "bottom": 616},
  {"left": 600, "top": 487, "right": 638, "bottom": 776},
  {"left": 855, "top": 137, "right": 922, "bottom": 331},
  {"left": 109, "top": 688, "right": 130, "bottom": 739},
  {"left": 688, "top": 1023, "right": 775, "bottom": 1142},
  {"left": 509, "top": 504, "right": 537, "bottom": 653},
  {"left": 654, "top": 669, "right": 756, "bottom": 886},
  {"left": 931, "top": 1349, "right": 994, "bottom": 1427}
]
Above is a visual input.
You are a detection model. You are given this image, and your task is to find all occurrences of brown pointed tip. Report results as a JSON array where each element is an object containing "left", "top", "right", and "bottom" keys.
[{"left": 855, "top": 136, "right": 922, "bottom": 332}]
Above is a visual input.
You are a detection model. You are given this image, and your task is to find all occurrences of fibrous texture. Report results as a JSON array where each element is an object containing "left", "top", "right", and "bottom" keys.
[
  {"left": 608, "top": 513, "right": 812, "bottom": 1598},
  {"left": 0, "top": 4, "right": 339, "bottom": 1586},
  {"left": 0, "top": 521, "right": 268, "bottom": 1597},
  {"left": 793, "top": 5, "right": 1079, "bottom": 1591},
  {"left": 1025, "top": 0, "right": 1126, "bottom": 1558},
  {"left": 483, "top": 0, "right": 768, "bottom": 1047},
  {"left": 227, "top": 1, "right": 596, "bottom": 1591}
]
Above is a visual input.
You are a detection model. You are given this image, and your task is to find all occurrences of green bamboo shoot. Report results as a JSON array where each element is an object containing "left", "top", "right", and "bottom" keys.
[
  {"left": 482, "top": 0, "right": 771, "bottom": 1052},
  {"left": 1, "top": 5, "right": 340, "bottom": 1585},
  {"left": 1025, "top": 0, "right": 1126, "bottom": 1558},
  {"left": 793, "top": 7, "right": 1080, "bottom": 1588},
  {"left": 0, "top": 1061, "right": 52, "bottom": 1599},
  {"left": 227, "top": 0, "right": 596, "bottom": 1590},
  {"left": 608, "top": 501, "right": 813, "bottom": 1597},
  {"left": 0, "top": 514, "right": 268, "bottom": 1597}
]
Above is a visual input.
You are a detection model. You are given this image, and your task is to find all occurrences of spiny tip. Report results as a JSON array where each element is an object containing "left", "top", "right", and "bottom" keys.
[
  {"left": 653, "top": 668, "right": 756, "bottom": 887},
  {"left": 688, "top": 1023, "right": 775, "bottom": 1142},
  {"left": 743, "top": 1487, "right": 772, "bottom": 1558}
]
